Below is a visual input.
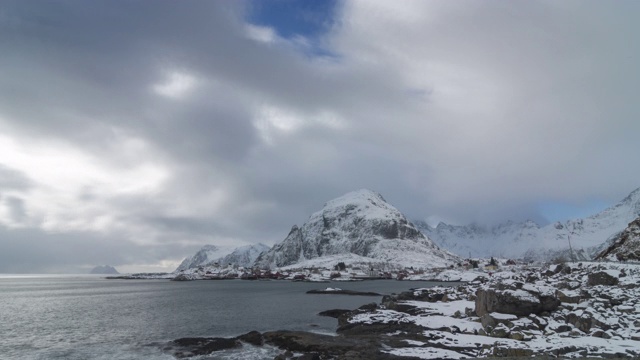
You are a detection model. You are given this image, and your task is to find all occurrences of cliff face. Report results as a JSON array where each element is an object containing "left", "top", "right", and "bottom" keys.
[
  {"left": 255, "top": 189, "right": 458, "bottom": 269},
  {"left": 595, "top": 217, "right": 640, "bottom": 261}
]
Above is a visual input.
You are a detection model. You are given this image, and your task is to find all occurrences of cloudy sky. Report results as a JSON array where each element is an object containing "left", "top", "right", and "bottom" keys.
[{"left": 1, "top": 0, "right": 639, "bottom": 273}]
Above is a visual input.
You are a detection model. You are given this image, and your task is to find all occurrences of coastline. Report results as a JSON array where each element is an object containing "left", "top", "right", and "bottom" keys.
[{"left": 164, "top": 261, "right": 640, "bottom": 359}]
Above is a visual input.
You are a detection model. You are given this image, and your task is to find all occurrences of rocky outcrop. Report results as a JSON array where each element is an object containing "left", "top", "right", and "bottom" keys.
[
  {"left": 167, "top": 337, "right": 241, "bottom": 358},
  {"left": 254, "top": 189, "right": 458, "bottom": 269},
  {"left": 167, "top": 330, "right": 415, "bottom": 360},
  {"left": 595, "top": 217, "right": 640, "bottom": 262},
  {"left": 475, "top": 288, "right": 559, "bottom": 317},
  {"left": 341, "top": 262, "right": 640, "bottom": 358}
]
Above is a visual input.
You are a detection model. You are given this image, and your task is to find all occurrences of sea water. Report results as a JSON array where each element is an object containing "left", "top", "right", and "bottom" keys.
[{"left": 0, "top": 275, "right": 446, "bottom": 359}]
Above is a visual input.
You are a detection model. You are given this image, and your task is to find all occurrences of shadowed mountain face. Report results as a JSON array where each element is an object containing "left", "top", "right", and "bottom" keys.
[{"left": 255, "top": 189, "right": 459, "bottom": 269}]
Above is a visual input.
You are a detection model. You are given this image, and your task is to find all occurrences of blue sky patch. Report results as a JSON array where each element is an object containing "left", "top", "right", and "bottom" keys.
[
  {"left": 538, "top": 199, "right": 611, "bottom": 224},
  {"left": 246, "top": 0, "right": 339, "bottom": 40}
]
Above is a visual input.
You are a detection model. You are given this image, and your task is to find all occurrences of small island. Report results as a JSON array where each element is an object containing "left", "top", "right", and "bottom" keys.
[{"left": 90, "top": 265, "right": 119, "bottom": 275}]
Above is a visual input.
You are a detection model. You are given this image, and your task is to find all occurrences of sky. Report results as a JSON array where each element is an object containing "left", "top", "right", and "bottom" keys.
[{"left": 1, "top": 0, "right": 639, "bottom": 273}]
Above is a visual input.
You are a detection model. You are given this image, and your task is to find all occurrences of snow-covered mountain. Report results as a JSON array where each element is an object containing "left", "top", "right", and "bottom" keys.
[
  {"left": 175, "top": 243, "right": 270, "bottom": 272},
  {"left": 254, "top": 189, "right": 459, "bottom": 269},
  {"left": 416, "top": 187, "right": 640, "bottom": 261},
  {"left": 175, "top": 245, "right": 227, "bottom": 272}
]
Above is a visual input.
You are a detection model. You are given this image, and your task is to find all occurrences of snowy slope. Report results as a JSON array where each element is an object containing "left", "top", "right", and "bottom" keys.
[
  {"left": 417, "top": 187, "right": 640, "bottom": 260},
  {"left": 254, "top": 189, "right": 459, "bottom": 269},
  {"left": 175, "top": 245, "right": 227, "bottom": 272},
  {"left": 176, "top": 243, "right": 271, "bottom": 272},
  {"left": 218, "top": 243, "right": 270, "bottom": 268}
]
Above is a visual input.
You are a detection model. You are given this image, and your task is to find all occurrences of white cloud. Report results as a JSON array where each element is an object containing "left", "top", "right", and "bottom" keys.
[
  {"left": 245, "top": 24, "right": 277, "bottom": 43},
  {"left": 152, "top": 71, "right": 197, "bottom": 99}
]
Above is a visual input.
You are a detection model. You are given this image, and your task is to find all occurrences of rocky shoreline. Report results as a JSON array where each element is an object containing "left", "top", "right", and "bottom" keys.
[{"left": 163, "top": 261, "right": 640, "bottom": 359}]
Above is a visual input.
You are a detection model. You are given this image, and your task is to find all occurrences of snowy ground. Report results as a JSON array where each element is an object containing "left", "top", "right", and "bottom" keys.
[{"left": 344, "top": 262, "right": 640, "bottom": 359}]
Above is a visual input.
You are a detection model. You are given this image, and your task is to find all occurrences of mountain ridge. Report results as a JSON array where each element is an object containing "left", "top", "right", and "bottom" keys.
[
  {"left": 416, "top": 187, "right": 640, "bottom": 261},
  {"left": 255, "top": 189, "right": 459, "bottom": 269}
]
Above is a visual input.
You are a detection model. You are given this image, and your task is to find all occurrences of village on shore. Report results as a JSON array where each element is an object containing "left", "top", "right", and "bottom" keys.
[{"left": 110, "top": 256, "right": 512, "bottom": 282}]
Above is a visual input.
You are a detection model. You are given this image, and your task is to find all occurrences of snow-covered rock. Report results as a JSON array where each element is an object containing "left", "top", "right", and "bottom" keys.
[
  {"left": 255, "top": 189, "right": 459, "bottom": 269},
  {"left": 416, "top": 187, "right": 640, "bottom": 261},
  {"left": 595, "top": 217, "right": 640, "bottom": 261},
  {"left": 345, "top": 262, "right": 640, "bottom": 359}
]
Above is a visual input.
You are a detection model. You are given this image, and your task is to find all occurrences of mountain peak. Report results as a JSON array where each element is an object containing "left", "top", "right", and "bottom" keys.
[
  {"left": 621, "top": 187, "right": 640, "bottom": 205},
  {"left": 323, "top": 189, "right": 386, "bottom": 208},
  {"left": 316, "top": 189, "right": 398, "bottom": 222},
  {"left": 255, "top": 190, "right": 458, "bottom": 268}
]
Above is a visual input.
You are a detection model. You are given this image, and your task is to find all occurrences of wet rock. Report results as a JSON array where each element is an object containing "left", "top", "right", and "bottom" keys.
[
  {"left": 587, "top": 271, "right": 620, "bottom": 286},
  {"left": 337, "top": 320, "right": 423, "bottom": 337},
  {"left": 318, "top": 309, "right": 352, "bottom": 318},
  {"left": 262, "top": 330, "right": 390, "bottom": 359},
  {"left": 237, "top": 331, "right": 264, "bottom": 346},
  {"left": 358, "top": 302, "right": 378, "bottom": 311},
  {"left": 169, "top": 337, "right": 240, "bottom": 358}
]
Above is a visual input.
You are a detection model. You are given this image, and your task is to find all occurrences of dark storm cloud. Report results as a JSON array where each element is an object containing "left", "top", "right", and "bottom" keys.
[{"left": 1, "top": 0, "right": 639, "bottom": 272}]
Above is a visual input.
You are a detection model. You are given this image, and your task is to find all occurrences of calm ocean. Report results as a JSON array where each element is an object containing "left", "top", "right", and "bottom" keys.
[{"left": 0, "top": 275, "right": 444, "bottom": 359}]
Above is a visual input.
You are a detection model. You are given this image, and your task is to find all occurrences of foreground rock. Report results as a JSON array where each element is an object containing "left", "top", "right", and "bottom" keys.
[
  {"left": 167, "top": 262, "right": 640, "bottom": 359},
  {"left": 340, "top": 262, "right": 640, "bottom": 358},
  {"left": 166, "top": 330, "right": 417, "bottom": 359}
]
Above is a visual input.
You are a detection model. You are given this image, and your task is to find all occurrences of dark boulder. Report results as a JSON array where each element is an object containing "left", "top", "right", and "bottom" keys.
[
  {"left": 587, "top": 271, "right": 619, "bottom": 286},
  {"left": 475, "top": 288, "right": 559, "bottom": 317}
]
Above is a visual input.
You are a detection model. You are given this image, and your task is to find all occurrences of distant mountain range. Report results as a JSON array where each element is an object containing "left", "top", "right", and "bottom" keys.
[
  {"left": 416, "top": 187, "right": 640, "bottom": 261},
  {"left": 177, "top": 187, "right": 640, "bottom": 270}
]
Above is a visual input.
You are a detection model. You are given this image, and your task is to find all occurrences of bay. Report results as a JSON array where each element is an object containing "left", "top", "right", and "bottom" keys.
[{"left": 0, "top": 275, "right": 449, "bottom": 359}]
